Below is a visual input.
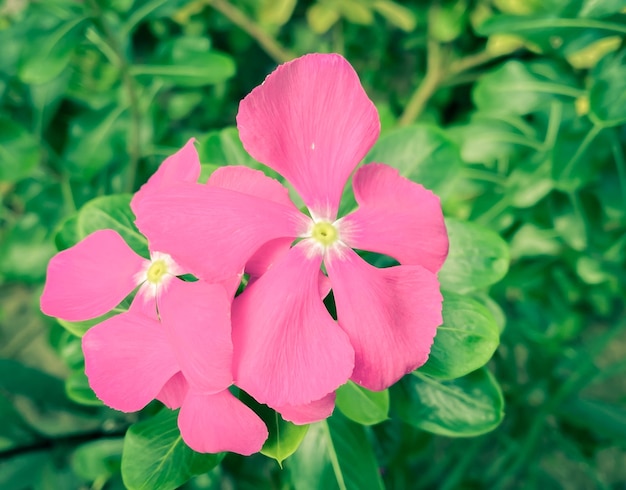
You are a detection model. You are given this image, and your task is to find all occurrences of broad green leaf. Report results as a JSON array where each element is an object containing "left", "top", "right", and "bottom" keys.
[
  {"left": 372, "top": 1, "right": 416, "bottom": 32},
  {"left": 558, "top": 397, "right": 626, "bottom": 440},
  {"left": 54, "top": 214, "right": 80, "bottom": 250},
  {"left": 197, "top": 126, "right": 265, "bottom": 170},
  {"left": 473, "top": 61, "right": 582, "bottom": 115},
  {"left": 0, "top": 118, "right": 40, "bottom": 182},
  {"left": 65, "top": 369, "right": 103, "bottom": 406},
  {"left": 391, "top": 368, "right": 504, "bottom": 437},
  {"left": 71, "top": 438, "right": 124, "bottom": 481},
  {"left": 288, "top": 412, "right": 384, "bottom": 490},
  {"left": 77, "top": 195, "right": 149, "bottom": 257},
  {"left": 0, "top": 451, "right": 51, "bottom": 490},
  {"left": 364, "top": 124, "right": 463, "bottom": 194},
  {"left": 306, "top": 3, "right": 341, "bottom": 33},
  {"left": 419, "top": 292, "right": 500, "bottom": 380},
  {"left": 589, "top": 48, "right": 626, "bottom": 126},
  {"left": 258, "top": 0, "right": 297, "bottom": 27},
  {"left": 429, "top": 0, "right": 467, "bottom": 42},
  {"left": 134, "top": 37, "right": 235, "bottom": 87},
  {"left": 261, "top": 412, "right": 309, "bottom": 465},
  {"left": 121, "top": 409, "right": 223, "bottom": 490},
  {"left": 438, "top": 219, "right": 509, "bottom": 293},
  {"left": 336, "top": 381, "right": 389, "bottom": 425},
  {"left": 0, "top": 394, "right": 40, "bottom": 451},
  {"left": 338, "top": 0, "right": 375, "bottom": 25}
]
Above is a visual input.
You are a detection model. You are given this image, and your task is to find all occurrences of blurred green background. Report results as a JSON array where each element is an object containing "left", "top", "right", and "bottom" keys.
[{"left": 1, "top": 0, "right": 626, "bottom": 488}]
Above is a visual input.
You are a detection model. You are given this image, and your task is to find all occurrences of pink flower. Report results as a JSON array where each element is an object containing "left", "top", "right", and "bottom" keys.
[
  {"left": 134, "top": 53, "right": 448, "bottom": 414},
  {"left": 40, "top": 141, "right": 268, "bottom": 455}
]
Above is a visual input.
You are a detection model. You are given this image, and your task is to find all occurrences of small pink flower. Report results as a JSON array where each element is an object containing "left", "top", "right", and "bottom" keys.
[
  {"left": 40, "top": 141, "right": 268, "bottom": 455},
  {"left": 134, "top": 54, "right": 449, "bottom": 414}
]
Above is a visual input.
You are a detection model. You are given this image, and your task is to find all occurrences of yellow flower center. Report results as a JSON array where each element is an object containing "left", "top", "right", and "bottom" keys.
[
  {"left": 311, "top": 221, "right": 338, "bottom": 247},
  {"left": 146, "top": 259, "right": 168, "bottom": 284}
]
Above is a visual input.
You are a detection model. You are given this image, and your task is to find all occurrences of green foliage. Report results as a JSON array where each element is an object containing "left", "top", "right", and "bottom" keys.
[{"left": 2, "top": 0, "right": 625, "bottom": 488}]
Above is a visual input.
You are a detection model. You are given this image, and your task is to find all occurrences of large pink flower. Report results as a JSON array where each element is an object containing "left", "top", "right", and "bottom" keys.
[
  {"left": 134, "top": 53, "right": 448, "bottom": 413},
  {"left": 40, "top": 141, "right": 268, "bottom": 455}
]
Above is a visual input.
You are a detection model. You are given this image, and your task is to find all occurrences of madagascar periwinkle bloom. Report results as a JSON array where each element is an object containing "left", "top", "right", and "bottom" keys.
[
  {"left": 40, "top": 141, "right": 268, "bottom": 455},
  {"left": 134, "top": 53, "right": 449, "bottom": 418}
]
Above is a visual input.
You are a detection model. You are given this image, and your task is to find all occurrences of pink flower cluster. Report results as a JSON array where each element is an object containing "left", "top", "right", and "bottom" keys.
[{"left": 41, "top": 54, "right": 448, "bottom": 455}]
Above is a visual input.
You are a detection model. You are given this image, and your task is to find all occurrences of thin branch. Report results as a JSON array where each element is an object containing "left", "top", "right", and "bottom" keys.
[{"left": 206, "top": 0, "right": 295, "bottom": 64}]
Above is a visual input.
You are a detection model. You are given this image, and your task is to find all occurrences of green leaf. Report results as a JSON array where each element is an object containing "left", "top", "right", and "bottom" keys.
[
  {"left": 135, "top": 37, "right": 235, "bottom": 87},
  {"left": 306, "top": 3, "right": 341, "bottom": 33},
  {"left": 71, "top": 438, "right": 124, "bottom": 481},
  {"left": 419, "top": 292, "right": 500, "bottom": 380},
  {"left": 438, "top": 219, "right": 510, "bottom": 293},
  {"left": 261, "top": 412, "right": 309, "bottom": 465},
  {"left": 372, "top": 1, "right": 416, "bottom": 31},
  {"left": 0, "top": 118, "right": 40, "bottom": 182},
  {"left": 288, "top": 412, "right": 384, "bottom": 490},
  {"left": 558, "top": 397, "right": 626, "bottom": 440},
  {"left": 197, "top": 126, "right": 265, "bottom": 169},
  {"left": 77, "top": 195, "right": 149, "bottom": 257},
  {"left": 336, "top": 381, "right": 389, "bottom": 425},
  {"left": 391, "top": 368, "right": 504, "bottom": 437},
  {"left": 589, "top": 48, "right": 626, "bottom": 126},
  {"left": 65, "top": 369, "right": 103, "bottom": 406},
  {"left": 364, "top": 124, "right": 463, "bottom": 195},
  {"left": 121, "top": 409, "right": 223, "bottom": 490},
  {"left": 0, "top": 451, "right": 51, "bottom": 489},
  {"left": 473, "top": 61, "right": 582, "bottom": 115}
]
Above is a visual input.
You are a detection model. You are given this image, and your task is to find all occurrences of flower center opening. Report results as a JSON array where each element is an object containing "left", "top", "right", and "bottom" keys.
[
  {"left": 311, "top": 221, "right": 338, "bottom": 247},
  {"left": 146, "top": 259, "right": 168, "bottom": 284}
]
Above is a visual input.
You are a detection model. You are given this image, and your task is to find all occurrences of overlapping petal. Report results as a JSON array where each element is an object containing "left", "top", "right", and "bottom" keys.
[
  {"left": 82, "top": 312, "right": 179, "bottom": 412},
  {"left": 131, "top": 138, "right": 200, "bottom": 214},
  {"left": 237, "top": 53, "right": 380, "bottom": 218},
  {"left": 134, "top": 182, "right": 307, "bottom": 282},
  {"left": 340, "top": 164, "right": 448, "bottom": 273},
  {"left": 326, "top": 246, "right": 443, "bottom": 391},
  {"left": 158, "top": 279, "right": 233, "bottom": 394},
  {"left": 232, "top": 243, "right": 354, "bottom": 407},
  {"left": 157, "top": 372, "right": 188, "bottom": 409},
  {"left": 178, "top": 390, "right": 268, "bottom": 455},
  {"left": 41, "top": 229, "right": 148, "bottom": 322},
  {"left": 273, "top": 393, "right": 336, "bottom": 425}
]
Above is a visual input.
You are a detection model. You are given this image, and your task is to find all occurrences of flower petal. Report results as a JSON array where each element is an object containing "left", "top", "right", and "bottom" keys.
[
  {"left": 158, "top": 280, "right": 233, "bottom": 394},
  {"left": 41, "top": 229, "right": 148, "bottom": 321},
  {"left": 237, "top": 53, "right": 380, "bottom": 218},
  {"left": 341, "top": 163, "right": 448, "bottom": 273},
  {"left": 232, "top": 243, "right": 354, "bottom": 407},
  {"left": 130, "top": 138, "right": 200, "bottom": 214},
  {"left": 157, "top": 372, "right": 188, "bottom": 409},
  {"left": 82, "top": 312, "right": 179, "bottom": 412},
  {"left": 326, "top": 247, "right": 443, "bottom": 391},
  {"left": 207, "top": 165, "right": 295, "bottom": 208},
  {"left": 178, "top": 390, "right": 268, "bottom": 455},
  {"left": 134, "top": 182, "right": 307, "bottom": 282},
  {"left": 273, "top": 393, "right": 336, "bottom": 425}
]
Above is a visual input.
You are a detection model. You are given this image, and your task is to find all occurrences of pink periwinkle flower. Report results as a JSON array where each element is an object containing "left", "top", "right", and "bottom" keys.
[
  {"left": 40, "top": 141, "right": 268, "bottom": 455},
  {"left": 133, "top": 53, "right": 449, "bottom": 417}
]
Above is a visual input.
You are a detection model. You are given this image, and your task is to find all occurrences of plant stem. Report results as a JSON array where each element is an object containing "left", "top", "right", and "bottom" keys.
[
  {"left": 206, "top": 0, "right": 295, "bottom": 64},
  {"left": 86, "top": 0, "right": 142, "bottom": 193}
]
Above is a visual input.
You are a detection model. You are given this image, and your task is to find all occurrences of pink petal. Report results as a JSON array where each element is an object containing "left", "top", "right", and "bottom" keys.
[
  {"left": 133, "top": 182, "right": 307, "bottom": 282},
  {"left": 326, "top": 246, "right": 443, "bottom": 391},
  {"left": 82, "top": 312, "right": 179, "bottom": 412},
  {"left": 232, "top": 243, "right": 354, "bottom": 407},
  {"left": 237, "top": 53, "right": 380, "bottom": 219},
  {"left": 178, "top": 390, "right": 268, "bottom": 455},
  {"left": 157, "top": 372, "right": 189, "bottom": 409},
  {"left": 207, "top": 165, "right": 295, "bottom": 208},
  {"left": 341, "top": 164, "right": 449, "bottom": 273},
  {"left": 273, "top": 393, "right": 336, "bottom": 425},
  {"left": 128, "top": 292, "right": 158, "bottom": 320},
  {"left": 41, "top": 229, "right": 148, "bottom": 322},
  {"left": 158, "top": 280, "right": 233, "bottom": 394},
  {"left": 130, "top": 139, "right": 200, "bottom": 214}
]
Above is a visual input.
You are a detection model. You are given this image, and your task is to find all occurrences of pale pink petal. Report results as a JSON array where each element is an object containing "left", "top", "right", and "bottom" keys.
[
  {"left": 133, "top": 182, "right": 307, "bottom": 282},
  {"left": 157, "top": 372, "right": 189, "bottom": 409},
  {"left": 221, "top": 272, "right": 243, "bottom": 299},
  {"left": 237, "top": 53, "right": 380, "bottom": 219},
  {"left": 232, "top": 243, "right": 354, "bottom": 407},
  {"left": 131, "top": 139, "right": 200, "bottom": 214},
  {"left": 82, "top": 312, "right": 179, "bottom": 412},
  {"left": 245, "top": 237, "right": 292, "bottom": 281},
  {"left": 178, "top": 390, "right": 268, "bottom": 455},
  {"left": 340, "top": 164, "right": 448, "bottom": 273},
  {"left": 208, "top": 165, "right": 296, "bottom": 208},
  {"left": 326, "top": 246, "right": 443, "bottom": 391},
  {"left": 128, "top": 292, "right": 157, "bottom": 320},
  {"left": 158, "top": 280, "right": 233, "bottom": 394},
  {"left": 273, "top": 393, "right": 336, "bottom": 425},
  {"left": 41, "top": 230, "right": 148, "bottom": 322}
]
